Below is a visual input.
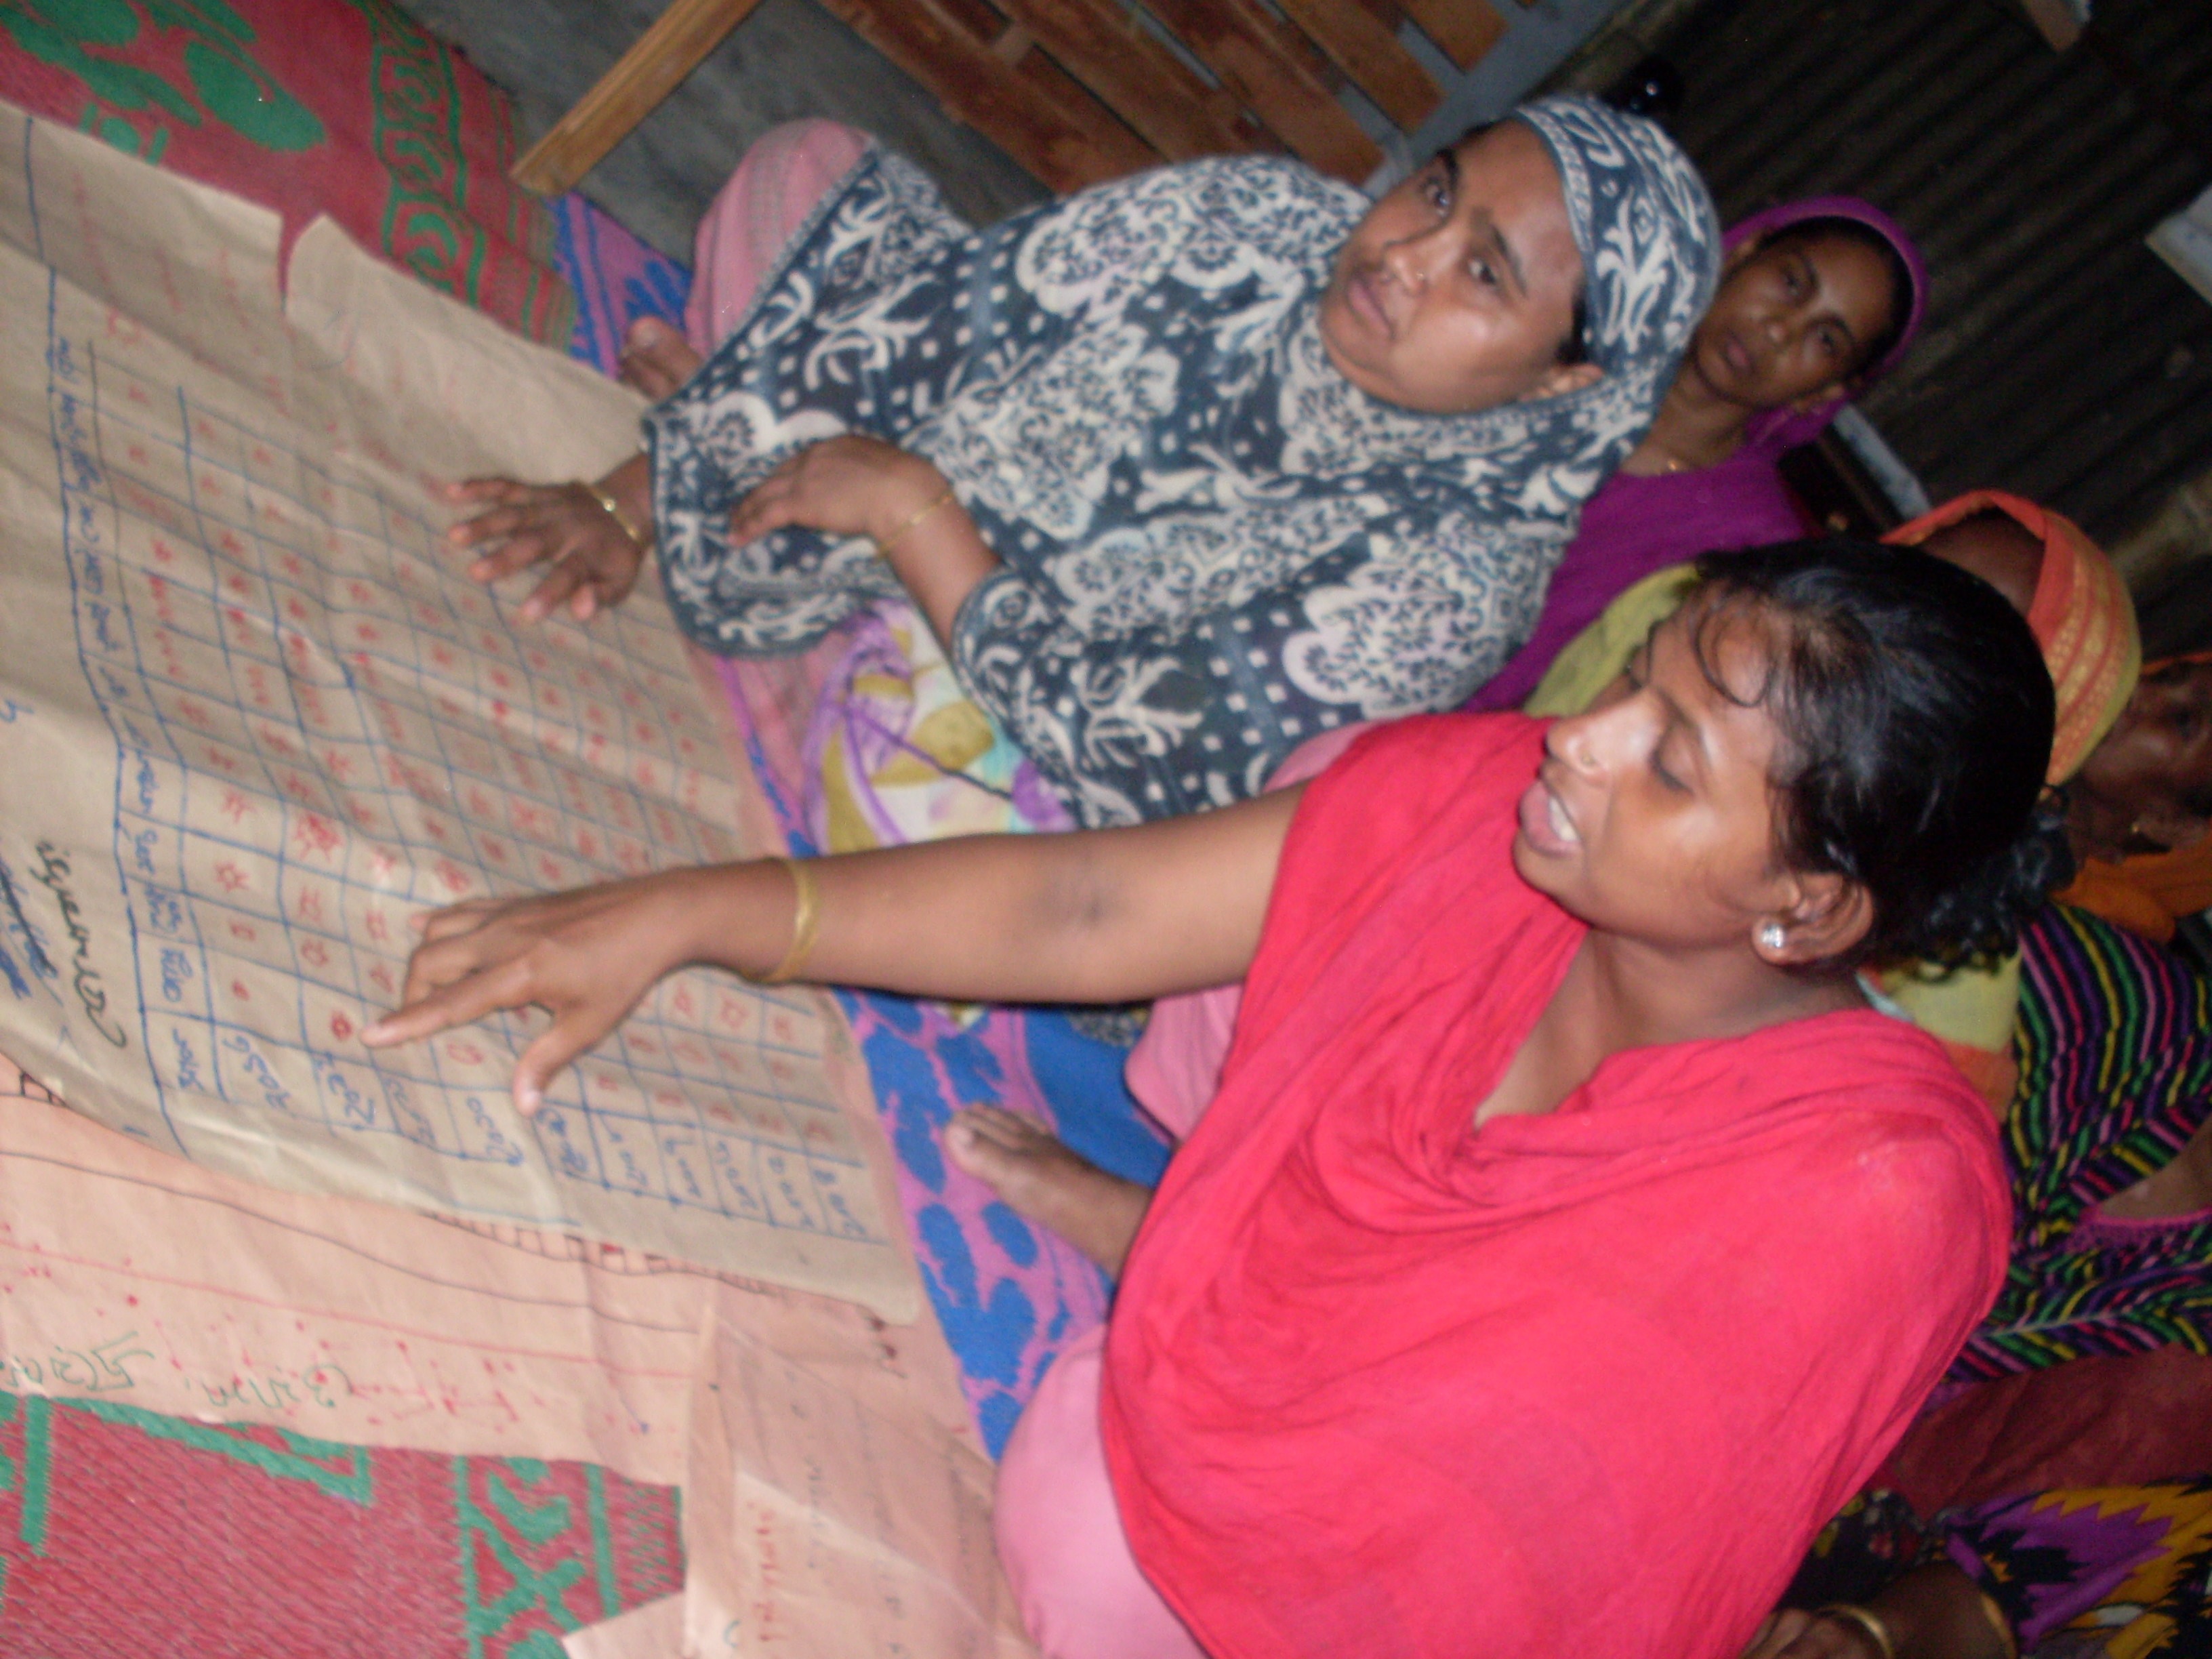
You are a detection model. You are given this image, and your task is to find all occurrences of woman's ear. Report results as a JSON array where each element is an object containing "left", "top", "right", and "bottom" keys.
[
  {"left": 1756, "top": 872, "right": 1875, "bottom": 967},
  {"left": 1521, "top": 361, "right": 1603, "bottom": 402}
]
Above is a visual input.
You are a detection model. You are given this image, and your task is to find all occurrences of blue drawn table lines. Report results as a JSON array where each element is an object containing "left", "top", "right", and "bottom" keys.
[{"left": 36, "top": 307, "right": 888, "bottom": 1248}]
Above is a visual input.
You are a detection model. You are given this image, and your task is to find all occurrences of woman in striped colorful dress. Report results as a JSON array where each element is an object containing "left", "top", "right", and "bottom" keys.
[
  {"left": 1747, "top": 903, "right": 2212, "bottom": 1658},
  {"left": 1956, "top": 900, "right": 2212, "bottom": 1382}
]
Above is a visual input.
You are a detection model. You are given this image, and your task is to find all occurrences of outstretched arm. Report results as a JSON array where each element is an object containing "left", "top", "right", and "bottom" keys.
[{"left": 362, "top": 785, "right": 1303, "bottom": 1114}]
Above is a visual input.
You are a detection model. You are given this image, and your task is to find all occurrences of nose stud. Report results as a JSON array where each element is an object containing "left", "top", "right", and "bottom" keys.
[{"left": 1759, "top": 922, "right": 1786, "bottom": 953}]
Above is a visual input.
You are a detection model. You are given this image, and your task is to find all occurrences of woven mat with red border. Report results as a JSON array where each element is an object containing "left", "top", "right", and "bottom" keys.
[
  {"left": 0, "top": 1390, "right": 681, "bottom": 1656},
  {"left": 0, "top": 0, "right": 574, "bottom": 345}
]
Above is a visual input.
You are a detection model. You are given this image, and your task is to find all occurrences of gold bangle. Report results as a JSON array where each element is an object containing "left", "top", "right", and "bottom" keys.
[
  {"left": 583, "top": 478, "right": 648, "bottom": 550},
  {"left": 1975, "top": 1591, "right": 2018, "bottom": 1659},
  {"left": 750, "top": 857, "right": 820, "bottom": 986},
  {"left": 876, "top": 485, "right": 956, "bottom": 559},
  {"left": 1817, "top": 1604, "right": 1898, "bottom": 1659}
]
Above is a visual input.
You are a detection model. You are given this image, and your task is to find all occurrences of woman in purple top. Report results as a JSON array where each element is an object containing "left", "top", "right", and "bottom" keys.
[{"left": 1470, "top": 196, "right": 1927, "bottom": 712}]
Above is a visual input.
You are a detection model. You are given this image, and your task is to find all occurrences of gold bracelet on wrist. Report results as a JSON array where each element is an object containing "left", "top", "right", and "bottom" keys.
[
  {"left": 876, "top": 485, "right": 956, "bottom": 559},
  {"left": 749, "top": 857, "right": 820, "bottom": 986},
  {"left": 583, "top": 478, "right": 649, "bottom": 550},
  {"left": 1817, "top": 1603, "right": 1898, "bottom": 1659}
]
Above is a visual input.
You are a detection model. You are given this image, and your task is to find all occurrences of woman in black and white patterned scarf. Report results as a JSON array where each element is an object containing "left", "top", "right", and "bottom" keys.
[{"left": 458, "top": 96, "right": 1717, "bottom": 829}]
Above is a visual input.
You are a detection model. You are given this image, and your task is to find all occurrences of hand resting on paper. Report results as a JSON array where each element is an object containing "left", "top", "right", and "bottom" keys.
[
  {"left": 442, "top": 316, "right": 687, "bottom": 626},
  {"left": 443, "top": 435, "right": 995, "bottom": 646},
  {"left": 443, "top": 457, "right": 653, "bottom": 625}
]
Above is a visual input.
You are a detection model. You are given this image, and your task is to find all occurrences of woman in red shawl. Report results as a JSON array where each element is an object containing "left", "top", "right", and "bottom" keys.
[{"left": 365, "top": 539, "right": 2060, "bottom": 1658}]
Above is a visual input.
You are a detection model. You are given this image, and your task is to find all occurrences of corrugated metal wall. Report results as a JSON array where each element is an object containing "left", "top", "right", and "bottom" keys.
[{"left": 1655, "top": 0, "right": 2212, "bottom": 541}]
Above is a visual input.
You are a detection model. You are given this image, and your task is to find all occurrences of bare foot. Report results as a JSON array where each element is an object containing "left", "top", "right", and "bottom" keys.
[
  {"left": 945, "top": 1105, "right": 1152, "bottom": 1277},
  {"left": 618, "top": 316, "right": 703, "bottom": 400}
]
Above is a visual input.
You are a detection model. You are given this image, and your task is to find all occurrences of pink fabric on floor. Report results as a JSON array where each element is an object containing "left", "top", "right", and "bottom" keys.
[
  {"left": 684, "top": 119, "right": 873, "bottom": 355},
  {"left": 1124, "top": 724, "right": 1373, "bottom": 1141},
  {"left": 996, "top": 1328, "right": 1208, "bottom": 1659},
  {"left": 682, "top": 120, "right": 1126, "bottom": 1463}
]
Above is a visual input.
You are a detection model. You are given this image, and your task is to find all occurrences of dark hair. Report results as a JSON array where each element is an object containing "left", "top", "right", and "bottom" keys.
[
  {"left": 1753, "top": 216, "right": 1914, "bottom": 382},
  {"left": 1686, "top": 537, "right": 2065, "bottom": 973},
  {"left": 1446, "top": 122, "right": 1588, "bottom": 368}
]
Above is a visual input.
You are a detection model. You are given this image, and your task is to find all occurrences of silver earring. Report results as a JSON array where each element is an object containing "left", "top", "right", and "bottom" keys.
[{"left": 1759, "top": 922, "right": 1786, "bottom": 953}]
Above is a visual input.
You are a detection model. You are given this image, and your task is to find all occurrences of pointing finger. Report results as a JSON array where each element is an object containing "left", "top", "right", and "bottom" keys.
[{"left": 363, "top": 956, "right": 532, "bottom": 1049}]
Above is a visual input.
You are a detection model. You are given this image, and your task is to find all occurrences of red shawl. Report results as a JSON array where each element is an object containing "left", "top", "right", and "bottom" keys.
[{"left": 1101, "top": 715, "right": 2010, "bottom": 1659}]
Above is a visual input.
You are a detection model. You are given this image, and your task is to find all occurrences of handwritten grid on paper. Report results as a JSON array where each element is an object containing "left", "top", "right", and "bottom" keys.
[{"left": 36, "top": 298, "right": 890, "bottom": 1256}]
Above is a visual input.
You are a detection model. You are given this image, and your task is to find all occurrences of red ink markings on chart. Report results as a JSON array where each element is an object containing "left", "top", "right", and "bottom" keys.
[{"left": 293, "top": 815, "right": 341, "bottom": 858}]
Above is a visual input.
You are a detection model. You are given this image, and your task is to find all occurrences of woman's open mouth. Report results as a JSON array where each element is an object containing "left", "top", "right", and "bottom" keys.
[
  {"left": 1518, "top": 775, "right": 1581, "bottom": 856},
  {"left": 1345, "top": 268, "right": 1393, "bottom": 340}
]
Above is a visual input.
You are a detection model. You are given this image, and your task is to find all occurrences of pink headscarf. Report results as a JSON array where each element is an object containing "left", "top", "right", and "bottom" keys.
[
  {"left": 1726, "top": 194, "right": 1931, "bottom": 459},
  {"left": 1467, "top": 195, "right": 1929, "bottom": 712}
]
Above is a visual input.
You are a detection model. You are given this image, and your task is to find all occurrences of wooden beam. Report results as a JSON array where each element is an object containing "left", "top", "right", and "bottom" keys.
[
  {"left": 1398, "top": 0, "right": 1507, "bottom": 72},
  {"left": 1273, "top": 0, "right": 1440, "bottom": 131},
  {"left": 995, "top": 0, "right": 1273, "bottom": 163},
  {"left": 2015, "top": 0, "right": 2084, "bottom": 51},
  {"left": 510, "top": 0, "right": 768, "bottom": 197},
  {"left": 813, "top": 0, "right": 1162, "bottom": 194},
  {"left": 1141, "top": 0, "right": 1383, "bottom": 180}
]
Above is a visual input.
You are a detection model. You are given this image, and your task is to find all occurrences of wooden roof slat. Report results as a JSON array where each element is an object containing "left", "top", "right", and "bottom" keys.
[
  {"left": 994, "top": 0, "right": 1273, "bottom": 163},
  {"left": 510, "top": 0, "right": 769, "bottom": 196},
  {"left": 1272, "top": 0, "right": 1441, "bottom": 129},
  {"left": 812, "top": 0, "right": 1162, "bottom": 194},
  {"left": 1139, "top": 0, "right": 1383, "bottom": 180},
  {"left": 1397, "top": 0, "right": 1507, "bottom": 73}
]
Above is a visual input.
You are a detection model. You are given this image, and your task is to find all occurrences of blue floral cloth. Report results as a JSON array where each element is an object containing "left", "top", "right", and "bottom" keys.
[{"left": 645, "top": 96, "right": 1717, "bottom": 824}]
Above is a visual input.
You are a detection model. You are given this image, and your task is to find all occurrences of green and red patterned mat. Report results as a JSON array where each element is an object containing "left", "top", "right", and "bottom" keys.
[
  {"left": 0, "top": 10, "right": 691, "bottom": 1652},
  {"left": 0, "top": 0, "right": 575, "bottom": 344},
  {"left": 0, "top": 1389, "right": 681, "bottom": 1656}
]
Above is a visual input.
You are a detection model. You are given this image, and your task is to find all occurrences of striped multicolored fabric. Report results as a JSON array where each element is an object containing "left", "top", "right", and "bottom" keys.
[{"left": 1952, "top": 903, "right": 2212, "bottom": 1380}]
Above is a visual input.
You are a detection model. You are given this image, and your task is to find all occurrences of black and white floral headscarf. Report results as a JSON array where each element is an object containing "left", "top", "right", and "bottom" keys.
[{"left": 647, "top": 95, "right": 1717, "bottom": 825}]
